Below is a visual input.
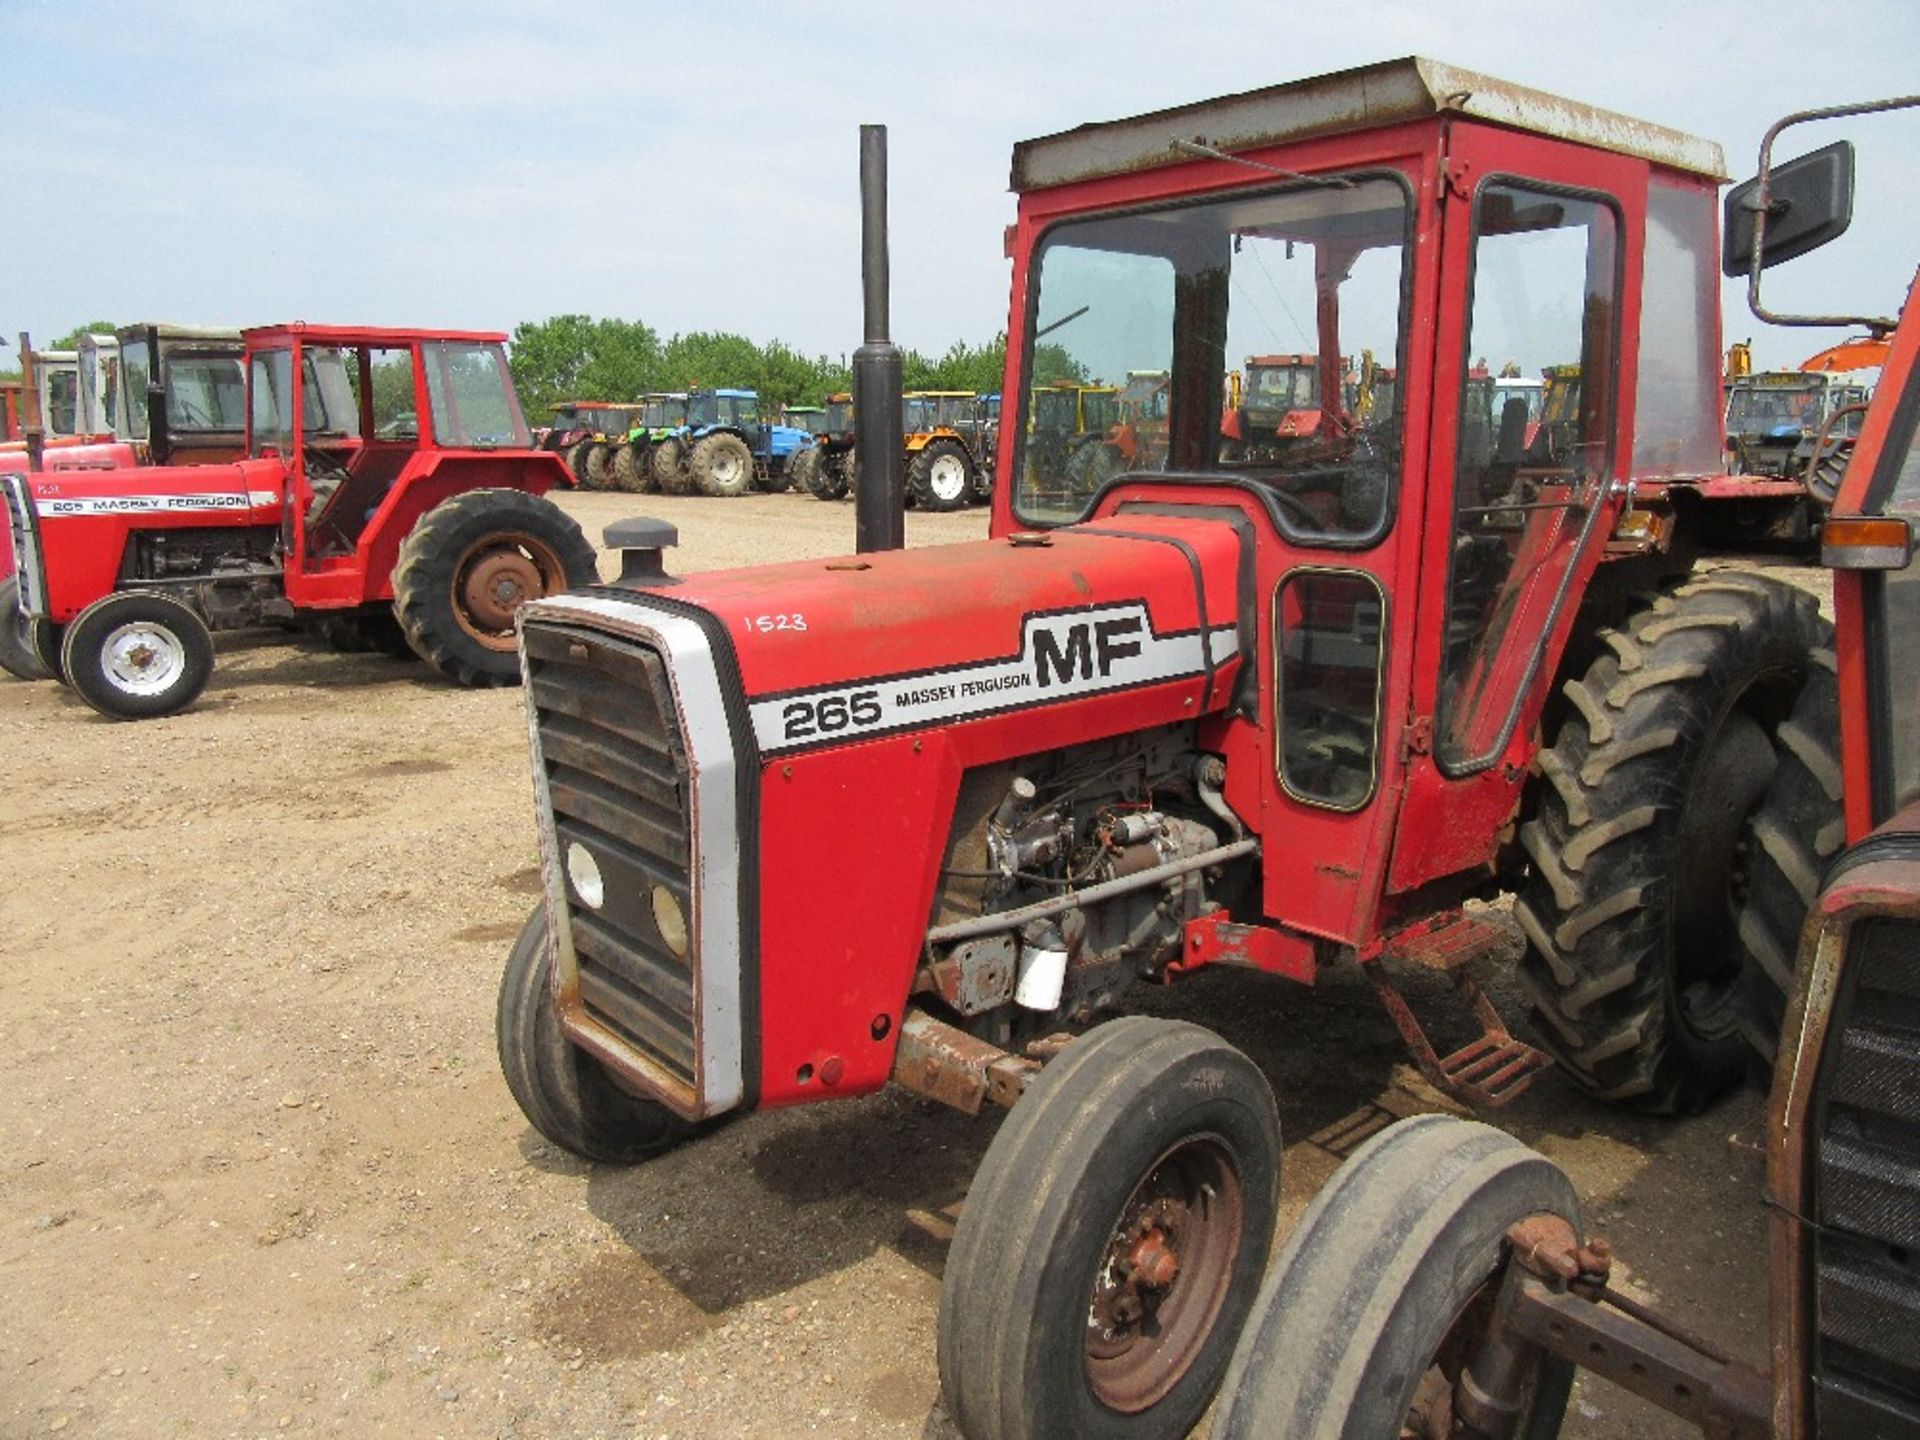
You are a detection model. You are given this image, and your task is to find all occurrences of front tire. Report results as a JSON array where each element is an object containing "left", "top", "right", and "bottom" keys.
[
  {"left": 1516, "top": 571, "right": 1832, "bottom": 1111},
  {"left": 690, "top": 433, "right": 755, "bottom": 497},
  {"left": 61, "top": 590, "right": 215, "bottom": 720},
  {"left": 938, "top": 1017, "right": 1279, "bottom": 1440},
  {"left": 496, "top": 907, "right": 695, "bottom": 1164},
  {"left": 1213, "top": 1115, "right": 1578, "bottom": 1440},
  {"left": 0, "top": 576, "right": 51, "bottom": 680},
  {"left": 391, "top": 488, "right": 598, "bottom": 687},
  {"left": 582, "top": 442, "right": 616, "bottom": 490},
  {"left": 909, "top": 440, "right": 975, "bottom": 512}
]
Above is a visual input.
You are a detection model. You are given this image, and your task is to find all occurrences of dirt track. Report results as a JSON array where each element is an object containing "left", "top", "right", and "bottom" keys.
[{"left": 0, "top": 489, "right": 1793, "bottom": 1438}]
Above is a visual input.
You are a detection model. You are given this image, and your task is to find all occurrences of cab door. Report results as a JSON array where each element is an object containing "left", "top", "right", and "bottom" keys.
[{"left": 1389, "top": 122, "right": 1641, "bottom": 893}]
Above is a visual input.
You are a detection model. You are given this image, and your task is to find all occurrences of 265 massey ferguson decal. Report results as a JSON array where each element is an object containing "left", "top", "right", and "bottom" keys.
[{"left": 748, "top": 601, "right": 1238, "bottom": 754}]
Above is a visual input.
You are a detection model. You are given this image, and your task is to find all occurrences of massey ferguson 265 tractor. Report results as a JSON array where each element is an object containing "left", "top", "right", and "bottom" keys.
[
  {"left": 2, "top": 324, "right": 596, "bottom": 718},
  {"left": 1213, "top": 95, "right": 1920, "bottom": 1440},
  {"left": 497, "top": 60, "right": 1841, "bottom": 1439}
]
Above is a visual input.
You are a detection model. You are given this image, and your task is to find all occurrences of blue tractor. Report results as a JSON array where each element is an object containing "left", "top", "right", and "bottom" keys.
[{"left": 648, "top": 388, "right": 812, "bottom": 497}]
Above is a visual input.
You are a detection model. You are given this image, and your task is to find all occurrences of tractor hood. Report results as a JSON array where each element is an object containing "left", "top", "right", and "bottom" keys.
[
  {"left": 552, "top": 514, "right": 1249, "bottom": 761},
  {"left": 18, "top": 457, "right": 285, "bottom": 518}
]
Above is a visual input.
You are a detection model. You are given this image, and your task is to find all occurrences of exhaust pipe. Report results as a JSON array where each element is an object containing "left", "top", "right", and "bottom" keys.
[
  {"left": 853, "top": 124, "right": 905, "bottom": 553},
  {"left": 17, "top": 332, "right": 44, "bottom": 473}
]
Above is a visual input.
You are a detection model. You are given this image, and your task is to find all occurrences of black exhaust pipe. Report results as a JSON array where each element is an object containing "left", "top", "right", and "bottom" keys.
[{"left": 853, "top": 124, "right": 905, "bottom": 554}]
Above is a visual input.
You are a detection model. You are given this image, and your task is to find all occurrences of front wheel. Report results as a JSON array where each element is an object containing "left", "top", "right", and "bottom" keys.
[
  {"left": 496, "top": 907, "right": 696, "bottom": 1164},
  {"left": 938, "top": 1017, "right": 1279, "bottom": 1440},
  {"left": 582, "top": 442, "right": 616, "bottom": 490},
  {"left": 611, "top": 441, "right": 655, "bottom": 494},
  {"left": 651, "top": 438, "right": 688, "bottom": 494},
  {"left": 0, "top": 576, "right": 51, "bottom": 680},
  {"left": 61, "top": 590, "right": 215, "bottom": 720},
  {"left": 391, "top": 488, "right": 598, "bottom": 687},
  {"left": 1213, "top": 1115, "right": 1578, "bottom": 1440}
]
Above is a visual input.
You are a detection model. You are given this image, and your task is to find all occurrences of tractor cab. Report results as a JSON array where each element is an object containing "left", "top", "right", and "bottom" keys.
[
  {"left": 242, "top": 325, "right": 538, "bottom": 599},
  {"left": 114, "top": 324, "right": 247, "bottom": 465}
]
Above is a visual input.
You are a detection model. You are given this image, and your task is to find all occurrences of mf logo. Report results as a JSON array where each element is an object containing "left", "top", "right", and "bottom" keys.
[{"left": 1032, "top": 614, "right": 1144, "bottom": 688}]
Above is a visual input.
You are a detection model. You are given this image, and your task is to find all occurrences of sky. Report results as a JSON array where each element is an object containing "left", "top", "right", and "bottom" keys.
[{"left": 4, "top": 0, "right": 1917, "bottom": 373}]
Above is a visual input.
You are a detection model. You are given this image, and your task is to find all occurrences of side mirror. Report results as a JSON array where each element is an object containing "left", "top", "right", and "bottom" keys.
[
  {"left": 146, "top": 381, "right": 171, "bottom": 465},
  {"left": 1722, "top": 139, "right": 1855, "bottom": 276}
]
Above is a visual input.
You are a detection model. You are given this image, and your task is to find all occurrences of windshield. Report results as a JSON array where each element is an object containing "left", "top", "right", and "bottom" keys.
[
  {"left": 1031, "top": 388, "right": 1078, "bottom": 433},
  {"left": 1492, "top": 381, "right": 1544, "bottom": 424},
  {"left": 1246, "top": 363, "right": 1319, "bottom": 411},
  {"left": 1726, "top": 378, "right": 1822, "bottom": 433},
  {"left": 1015, "top": 173, "right": 1410, "bottom": 533},
  {"left": 166, "top": 354, "right": 247, "bottom": 434},
  {"left": 687, "top": 393, "right": 719, "bottom": 427},
  {"left": 42, "top": 366, "right": 79, "bottom": 438},
  {"left": 422, "top": 342, "right": 528, "bottom": 447},
  {"left": 824, "top": 399, "right": 853, "bottom": 431}
]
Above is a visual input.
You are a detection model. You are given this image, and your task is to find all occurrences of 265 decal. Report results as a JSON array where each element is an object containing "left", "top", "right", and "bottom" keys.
[{"left": 748, "top": 602, "right": 1236, "bottom": 756}]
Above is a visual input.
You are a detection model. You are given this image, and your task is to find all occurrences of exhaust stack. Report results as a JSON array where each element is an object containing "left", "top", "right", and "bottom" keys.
[{"left": 853, "top": 124, "right": 905, "bottom": 553}]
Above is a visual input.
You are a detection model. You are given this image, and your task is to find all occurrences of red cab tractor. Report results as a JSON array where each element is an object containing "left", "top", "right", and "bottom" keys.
[
  {"left": 497, "top": 59, "right": 1834, "bottom": 1439},
  {"left": 1213, "top": 99, "right": 1920, "bottom": 1440},
  {"left": 1, "top": 325, "right": 596, "bottom": 717}
]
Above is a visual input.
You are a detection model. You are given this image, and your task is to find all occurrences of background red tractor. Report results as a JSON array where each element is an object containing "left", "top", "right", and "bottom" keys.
[
  {"left": 496, "top": 59, "right": 1843, "bottom": 1439},
  {"left": 2, "top": 324, "right": 596, "bottom": 717}
]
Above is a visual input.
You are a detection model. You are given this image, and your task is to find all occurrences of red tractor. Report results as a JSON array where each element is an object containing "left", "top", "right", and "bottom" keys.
[
  {"left": 1, "top": 324, "right": 596, "bottom": 717},
  {"left": 1211, "top": 96, "right": 1920, "bottom": 1439},
  {"left": 496, "top": 59, "right": 1836, "bottom": 1438}
]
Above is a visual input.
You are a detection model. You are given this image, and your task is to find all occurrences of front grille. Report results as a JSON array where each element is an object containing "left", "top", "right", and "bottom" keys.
[
  {"left": 3, "top": 475, "right": 44, "bottom": 615},
  {"left": 524, "top": 619, "right": 699, "bottom": 1092},
  {"left": 1814, "top": 919, "right": 1920, "bottom": 1433}
]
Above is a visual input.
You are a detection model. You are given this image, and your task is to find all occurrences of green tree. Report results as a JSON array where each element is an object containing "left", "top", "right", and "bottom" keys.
[{"left": 49, "top": 321, "right": 116, "bottom": 351}]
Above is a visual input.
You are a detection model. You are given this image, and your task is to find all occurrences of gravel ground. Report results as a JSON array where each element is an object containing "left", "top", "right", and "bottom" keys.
[{"left": 0, "top": 487, "right": 1816, "bottom": 1438}]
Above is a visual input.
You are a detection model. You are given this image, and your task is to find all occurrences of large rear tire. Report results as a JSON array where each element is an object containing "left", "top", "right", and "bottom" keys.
[
  {"left": 0, "top": 576, "right": 51, "bottom": 680},
  {"left": 611, "top": 441, "right": 655, "bottom": 494},
  {"left": 651, "top": 438, "right": 688, "bottom": 494},
  {"left": 1735, "top": 646, "right": 1843, "bottom": 1063},
  {"left": 908, "top": 439, "right": 975, "bottom": 512},
  {"left": 496, "top": 907, "right": 695, "bottom": 1164},
  {"left": 1213, "top": 1115, "right": 1577, "bottom": 1440},
  {"left": 938, "top": 1017, "right": 1279, "bottom": 1440},
  {"left": 561, "top": 440, "right": 592, "bottom": 485},
  {"left": 690, "top": 433, "right": 755, "bottom": 498},
  {"left": 61, "top": 590, "right": 215, "bottom": 720},
  {"left": 582, "top": 442, "right": 616, "bottom": 490},
  {"left": 1516, "top": 571, "right": 1832, "bottom": 1112},
  {"left": 391, "top": 488, "right": 597, "bottom": 687},
  {"left": 813, "top": 450, "right": 852, "bottom": 501},
  {"left": 789, "top": 446, "right": 823, "bottom": 498}
]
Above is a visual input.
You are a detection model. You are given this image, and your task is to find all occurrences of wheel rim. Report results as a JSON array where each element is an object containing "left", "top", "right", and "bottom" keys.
[
  {"left": 452, "top": 532, "right": 566, "bottom": 651},
  {"left": 1084, "top": 1135, "right": 1244, "bottom": 1413},
  {"left": 711, "top": 451, "right": 744, "bottom": 487},
  {"left": 930, "top": 453, "right": 967, "bottom": 501},
  {"left": 101, "top": 621, "right": 188, "bottom": 696}
]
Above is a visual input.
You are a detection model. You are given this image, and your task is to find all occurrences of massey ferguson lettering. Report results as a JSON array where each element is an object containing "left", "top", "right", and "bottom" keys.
[
  {"left": 749, "top": 602, "right": 1235, "bottom": 755},
  {"left": 39, "top": 493, "right": 255, "bottom": 517}
]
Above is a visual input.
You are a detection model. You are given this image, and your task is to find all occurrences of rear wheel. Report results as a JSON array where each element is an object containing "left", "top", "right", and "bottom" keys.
[
  {"left": 611, "top": 441, "right": 655, "bottom": 493},
  {"left": 690, "top": 433, "right": 755, "bottom": 498},
  {"left": 582, "top": 442, "right": 616, "bottom": 490},
  {"left": 1516, "top": 572, "right": 1832, "bottom": 1111},
  {"left": 496, "top": 907, "right": 695, "bottom": 1164},
  {"left": 1213, "top": 1115, "right": 1577, "bottom": 1440},
  {"left": 938, "top": 1017, "right": 1279, "bottom": 1440},
  {"left": 0, "top": 576, "right": 51, "bottom": 680},
  {"left": 810, "top": 450, "right": 851, "bottom": 501},
  {"left": 1736, "top": 647, "right": 1843, "bottom": 1062},
  {"left": 61, "top": 590, "right": 215, "bottom": 720},
  {"left": 908, "top": 439, "right": 975, "bottom": 512},
  {"left": 561, "top": 440, "right": 592, "bottom": 484},
  {"left": 30, "top": 619, "right": 66, "bottom": 682},
  {"left": 651, "top": 438, "right": 688, "bottom": 494},
  {"left": 391, "top": 488, "right": 598, "bottom": 687}
]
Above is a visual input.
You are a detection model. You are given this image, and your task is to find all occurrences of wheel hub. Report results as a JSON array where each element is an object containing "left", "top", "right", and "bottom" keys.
[
  {"left": 931, "top": 455, "right": 967, "bottom": 499},
  {"left": 1084, "top": 1140, "right": 1243, "bottom": 1413},
  {"left": 103, "top": 622, "right": 186, "bottom": 696},
  {"left": 458, "top": 547, "right": 544, "bottom": 637}
]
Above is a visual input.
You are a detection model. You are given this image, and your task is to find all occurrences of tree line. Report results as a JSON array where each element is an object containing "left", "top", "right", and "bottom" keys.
[
  {"left": 5, "top": 316, "right": 1089, "bottom": 410},
  {"left": 505, "top": 316, "right": 1026, "bottom": 416}
]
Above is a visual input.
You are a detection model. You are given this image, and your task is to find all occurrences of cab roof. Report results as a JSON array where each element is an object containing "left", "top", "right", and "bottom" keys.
[
  {"left": 1011, "top": 56, "right": 1727, "bottom": 193},
  {"left": 240, "top": 324, "right": 508, "bottom": 346}
]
